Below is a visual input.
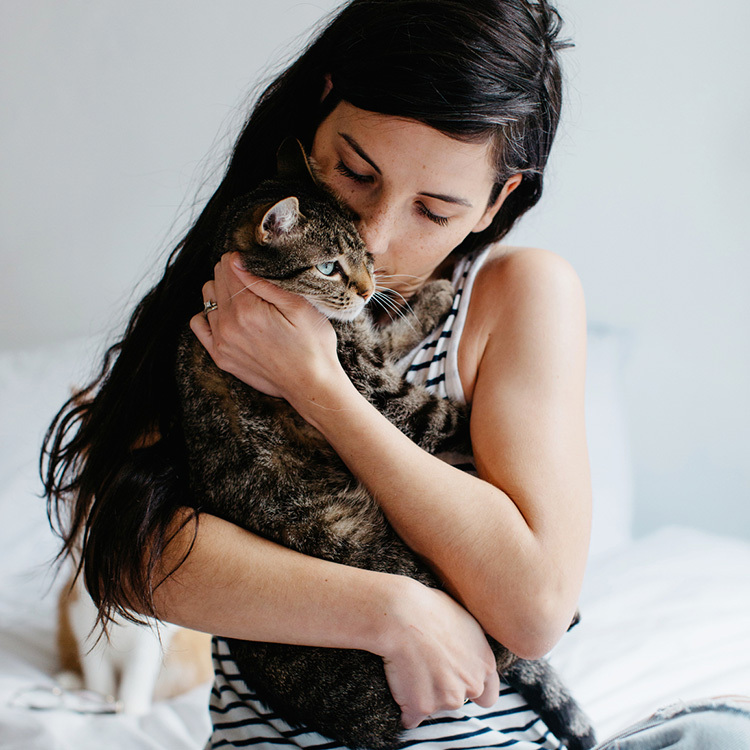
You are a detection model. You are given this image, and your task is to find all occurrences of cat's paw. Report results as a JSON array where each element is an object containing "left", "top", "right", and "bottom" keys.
[
  {"left": 55, "top": 671, "right": 84, "bottom": 691},
  {"left": 409, "top": 279, "right": 455, "bottom": 333}
]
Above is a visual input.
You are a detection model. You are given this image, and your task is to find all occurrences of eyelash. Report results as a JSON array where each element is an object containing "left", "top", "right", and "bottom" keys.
[
  {"left": 334, "top": 160, "right": 373, "bottom": 184},
  {"left": 416, "top": 203, "right": 450, "bottom": 227},
  {"left": 334, "top": 159, "right": 451, "bottom": 227}
]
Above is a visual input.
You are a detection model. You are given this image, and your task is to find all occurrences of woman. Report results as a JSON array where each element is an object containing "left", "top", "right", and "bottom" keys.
[{"left": 43, "top": 1, "right": 750, "bottom": 748}]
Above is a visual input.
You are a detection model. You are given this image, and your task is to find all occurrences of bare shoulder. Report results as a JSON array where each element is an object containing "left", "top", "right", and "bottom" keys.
[
  {"left": 478, "top": 245, "right": 584, "bottom": 307},
  {"left": 458, "top": 246, "right": 586, "bottom": 400}
]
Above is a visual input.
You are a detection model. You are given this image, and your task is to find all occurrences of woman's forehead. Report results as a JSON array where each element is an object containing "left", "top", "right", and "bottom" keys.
[{"left": 315, "top": 102, "right": 497, "bottom": 195}]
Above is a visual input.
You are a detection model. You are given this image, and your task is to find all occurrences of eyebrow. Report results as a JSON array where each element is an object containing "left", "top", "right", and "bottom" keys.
[
  {"left": 340, "top": 133, "right": 381, "bottom": 174},
  {"left": 419, "top": 191, "right": 473, "bottom": 208},
  {"left": 338, "top": 131, "right": 474, "bottom": 209}
]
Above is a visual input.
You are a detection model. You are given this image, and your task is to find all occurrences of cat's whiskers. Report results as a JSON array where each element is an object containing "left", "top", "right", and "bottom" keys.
[
  {"left": 373, "top": 271, "right": 423, "bottom": 281},
  {"left": 370, "top": 289, "right": 419, "bottom": 336},
  {"left": 312, "top": 313, "right": 334, "bottom": 333},
  {"left": 369, "top": 294, "right": 397, "bottom": 324},
  {"left": 370, "top": 289, "right": 404, "bottom": 315},
  {"left": 375, "top": 285, "right": 416, "bottom": 319},
  {"left": 228, "top": 279, "right": 266, "bottom": 301},
  {"left": 373, "top": 271, "right": 426, "bottom": 295}
]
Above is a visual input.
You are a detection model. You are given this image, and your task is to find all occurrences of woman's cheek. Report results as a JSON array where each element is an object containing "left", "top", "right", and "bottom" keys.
[
  {"left": 413, "top": 227, "right": 462, "bottom": 261},
  {"left": 323, "top": 175, "right": 362, "bottom": 215}
]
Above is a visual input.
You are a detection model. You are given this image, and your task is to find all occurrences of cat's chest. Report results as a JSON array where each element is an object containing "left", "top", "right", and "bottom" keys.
[
  {"left": 334, "top": 322, "right": 388, "bottom": 383},
  {"left": 226, "top": 377, "right": 327, "bottom": 445}
]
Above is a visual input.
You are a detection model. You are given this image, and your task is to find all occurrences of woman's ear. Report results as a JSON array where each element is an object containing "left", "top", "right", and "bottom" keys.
[
  {"left": 320, "top": 73, "right": 333, "bottom": 103},
  {"left": 471, "top": 174, "right": 523, "bottom": 233}
]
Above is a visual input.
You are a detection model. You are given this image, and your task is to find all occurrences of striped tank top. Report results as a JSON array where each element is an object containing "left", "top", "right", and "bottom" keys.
[{"left": 205, "top": 247, "right": 564, "bottom": 750}]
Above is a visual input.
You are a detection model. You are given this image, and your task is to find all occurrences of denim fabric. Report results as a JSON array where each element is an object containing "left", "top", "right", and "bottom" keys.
[{"left": 595, "top": 698, "right": 750, "bottom": 749}]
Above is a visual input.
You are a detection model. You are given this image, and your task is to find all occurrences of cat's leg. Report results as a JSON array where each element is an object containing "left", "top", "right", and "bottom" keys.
[
  {"left": 360, "top": 370, "right": 471, "bottom": 455},
  {"left": 67, "top": 589, "right": 118, "bottom": 701},
  {"left": 116, "top": 624, "right": 175, "bottom": 714},
  {"left": 337, "top": 336, "right": 472, "bottom": 455}
]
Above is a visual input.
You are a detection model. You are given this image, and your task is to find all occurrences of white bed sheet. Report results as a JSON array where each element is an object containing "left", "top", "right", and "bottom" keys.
[
  {"left": 1, "top": 336, "right": 748, "bottom": 747},
  {"left": 551, "top": 526, "right": 750, "bottom": 739}
]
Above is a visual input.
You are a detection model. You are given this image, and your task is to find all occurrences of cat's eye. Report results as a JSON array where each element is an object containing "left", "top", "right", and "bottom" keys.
[{"left": 316, "top": 261, "right": 338, "bottom": 276}]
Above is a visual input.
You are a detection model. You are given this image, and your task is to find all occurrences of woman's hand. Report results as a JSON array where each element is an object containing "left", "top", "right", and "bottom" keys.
[
  {"left": 190, "top": 252, "right": 343, "bottom": 402},
  {"left": 376, "top": 578, "right": 501, "bottom": 729}
]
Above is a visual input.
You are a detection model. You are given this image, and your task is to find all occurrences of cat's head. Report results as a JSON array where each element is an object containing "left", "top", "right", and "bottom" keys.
[{"left": 223, "top": 141, "right": 374, "bottom": 322}]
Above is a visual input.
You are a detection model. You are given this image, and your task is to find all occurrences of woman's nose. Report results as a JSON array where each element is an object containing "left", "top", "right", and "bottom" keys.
[{"left": 355, "top": 205, "right": 393, "bottom": 256}]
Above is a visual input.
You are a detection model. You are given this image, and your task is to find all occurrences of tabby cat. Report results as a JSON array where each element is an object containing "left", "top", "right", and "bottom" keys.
[{"left": 175, "top": 139, "right": 596, "bottom": 750}]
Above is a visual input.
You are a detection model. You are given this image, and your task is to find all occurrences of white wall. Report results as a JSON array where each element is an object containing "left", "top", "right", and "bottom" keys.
[
  {"left": 507, "top": 0, "right": 750, "bottom": 538},
  {"left": 0, "top": 0, "right": 342, "bottom": 343},
  {"left": 2, "top": 1, "right": 748, "bottom": 540}
]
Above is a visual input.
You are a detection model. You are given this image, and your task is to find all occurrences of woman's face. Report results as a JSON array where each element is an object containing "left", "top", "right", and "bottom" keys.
[{"left": 311, "top": 101, "right": 518, "bottom": 298}]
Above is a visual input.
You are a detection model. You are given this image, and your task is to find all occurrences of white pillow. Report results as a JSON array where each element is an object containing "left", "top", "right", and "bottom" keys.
[{"left": 0, "top": 337, "right": 106, "bottom": 479}]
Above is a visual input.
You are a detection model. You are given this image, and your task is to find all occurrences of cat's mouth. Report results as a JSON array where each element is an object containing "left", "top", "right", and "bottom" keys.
[{"left": 307, "top": 296, "right": 367, "bottom": 322}]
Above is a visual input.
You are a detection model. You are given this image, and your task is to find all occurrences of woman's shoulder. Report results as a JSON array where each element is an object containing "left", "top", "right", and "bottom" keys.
[
  {"left": 470, "top": 244, "right": 585, "bottom": 330},
  {"left": 477, "top": 244, "right": 583, "bottom": 299},
  {"left": 457, "top": 245, "right": 586, "bottom": 400}
]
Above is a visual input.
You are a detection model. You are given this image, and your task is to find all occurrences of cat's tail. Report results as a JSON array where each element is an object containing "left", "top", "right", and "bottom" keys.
[{"left": 504, "top": 659, "right": 597, "bottom": 750}]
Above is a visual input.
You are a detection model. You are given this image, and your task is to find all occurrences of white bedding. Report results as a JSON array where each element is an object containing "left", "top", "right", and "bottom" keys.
[
  {"left": 1, "top": 333, "right": 748, "bottom": 748},
  {"left": 551, "top": 527, "right": 750, "bottom": 738}
]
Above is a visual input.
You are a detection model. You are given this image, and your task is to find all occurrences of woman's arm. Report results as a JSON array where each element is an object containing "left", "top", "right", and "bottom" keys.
[
  {"left": 193, "top": 249, "right": 591, "bottom": 659},
  {"left": 150, "top": 510, "right": 500, "bottom": 728}
]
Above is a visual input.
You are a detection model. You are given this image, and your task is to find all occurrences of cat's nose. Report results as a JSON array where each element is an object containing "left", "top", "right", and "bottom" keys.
[{"left": 353, "top": 274, "right": 375, "bottom": 301}]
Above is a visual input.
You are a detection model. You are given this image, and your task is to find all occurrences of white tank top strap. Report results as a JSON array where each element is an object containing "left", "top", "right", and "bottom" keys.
[{"left": 398, "top": 245, "right": 493, "bottom": 404}]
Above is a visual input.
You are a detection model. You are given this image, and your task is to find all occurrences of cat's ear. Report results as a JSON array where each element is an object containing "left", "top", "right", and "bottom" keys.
[
  {"left": 256, "top": 197, "right": 301, "bottom": 244},
  {"left": 276, "top": 138, "right": 317, "bottom": 185}
]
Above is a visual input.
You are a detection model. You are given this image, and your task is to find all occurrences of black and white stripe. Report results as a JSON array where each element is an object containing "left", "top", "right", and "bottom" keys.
[{"left": 206, "top": 637, "right": 563, "bottom": 750}]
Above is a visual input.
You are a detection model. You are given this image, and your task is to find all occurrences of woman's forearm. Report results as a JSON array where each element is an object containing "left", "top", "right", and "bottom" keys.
[
  {"left": 290, "top": 379, "right": 566, "bottom": 659},
  {"left": 151, "top": 510, "right": 402, "bottom": 650}
]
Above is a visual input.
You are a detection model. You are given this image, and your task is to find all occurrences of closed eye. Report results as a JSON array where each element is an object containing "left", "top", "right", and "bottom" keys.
[
  {"left": 336, "top": 159, "right": 451, "bottom": 227},
  {"left": 416, "top": 202, "right": 451, "bottom": 227},
  {"left": 335, "top": 160, "right": 374, "bottom": 185}
]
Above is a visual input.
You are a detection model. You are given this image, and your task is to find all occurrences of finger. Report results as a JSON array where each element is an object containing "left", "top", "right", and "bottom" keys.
[
  {"left": 472, "top": 668, "right": 501, "bottom": 709},
  {"left": 401, "top": 712, "right": 426, "bottom": 731},
  {"left": 189, "top": 312, "right": 214, "bottom": 351},
  {"left": 201, "top": 280, "right": 218, "bottom": 304},
  {"left": 213, "top": 256, "right": 241, "bottom": 303}
]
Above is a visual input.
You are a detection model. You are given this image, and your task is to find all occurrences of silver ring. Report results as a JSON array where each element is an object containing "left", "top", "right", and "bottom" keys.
[{"left": 203, "top": 299, "right": 219, "bottom": 316}]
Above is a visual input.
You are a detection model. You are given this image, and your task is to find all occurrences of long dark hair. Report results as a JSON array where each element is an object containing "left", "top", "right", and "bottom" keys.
[{"left": 42, "top": 0, "right": 570, "bottom": 627}]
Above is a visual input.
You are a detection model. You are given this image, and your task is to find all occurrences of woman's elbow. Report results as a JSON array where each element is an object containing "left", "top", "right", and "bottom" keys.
[{"left": 483, "top": 589, "right": 580, "bottom": 661}]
